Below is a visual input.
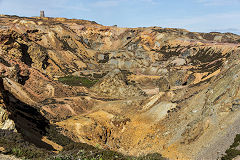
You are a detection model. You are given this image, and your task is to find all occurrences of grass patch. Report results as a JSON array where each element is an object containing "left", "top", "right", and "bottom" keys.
[
  {"left": 58, "top": 76, "right": 98, "bottom": 88},
  {"left": 0, "top": 130, "right": 54, "bottom": 159},
  {"left": 48, "top": 150, "right": 166, "bottom": 160},
  {"left": 222, "top": 134, "right": 240, "bottom": 160}
]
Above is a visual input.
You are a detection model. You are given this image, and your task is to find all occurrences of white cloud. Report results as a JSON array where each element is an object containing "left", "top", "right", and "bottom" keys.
[
  {"left": 139, "top": 0, "right": 158, "bottom": 4},
  {"left": 0, "top": 0, "right": 90, "bottom": 17},
  {"left": 211, "top": 28, "right": 240, "bottom": 34},
  {"left": 196, "top": 0, "right": 240, "bottom": 6},
  {"left": 47, "top": 0, "right": 90, "bottom": 12},
  {"left": 92, "top": 0, "right": 121, "bottom": 8},
  {"left": 157, "top": 12, "right": 240, "bottom": 34},
  {"left": 91, "top": 0, "right": 158, "bottom": 8}
]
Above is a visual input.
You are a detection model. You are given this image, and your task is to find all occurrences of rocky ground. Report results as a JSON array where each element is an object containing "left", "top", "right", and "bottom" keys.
[
  {"left": 0, "top": 154, "right": 20, "bottom": 160},
  {"left": 0, "top": 14, "right": 240, "bottom": 159}
]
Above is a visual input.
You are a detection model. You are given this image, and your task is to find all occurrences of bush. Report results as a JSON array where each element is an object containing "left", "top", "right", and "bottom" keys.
[{"left": 222, "top": 134, "right": 240, "bottom": 160}]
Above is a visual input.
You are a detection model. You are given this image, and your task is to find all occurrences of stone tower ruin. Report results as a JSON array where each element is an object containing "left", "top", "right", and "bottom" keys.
[{"left": 40, "top": 11, "right": 45, "bottom": 17}]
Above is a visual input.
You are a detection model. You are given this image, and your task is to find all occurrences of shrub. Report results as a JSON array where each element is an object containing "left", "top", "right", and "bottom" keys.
[{"left": 222, "top": 134, "right": 240, "bottom": 160}]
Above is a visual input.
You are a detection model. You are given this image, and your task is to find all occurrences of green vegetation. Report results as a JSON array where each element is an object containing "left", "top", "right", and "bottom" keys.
[
  {"left": 47, "top": 151, "right": 166, "bottom": 160},
  {"left": 48, "top": 152, "right": 166, "bottom": 160},
  {"left": 0, "top": 126, "right": 166, "bottom": 160},
  {"left": 58, "top": 76, "right": 98, "bottom": 88},
  {"left": 222, "top": 134, "right": 240, "bottom": 160},
  {"left": 0, "top": 130, "right": 54, "bottom": 159}
]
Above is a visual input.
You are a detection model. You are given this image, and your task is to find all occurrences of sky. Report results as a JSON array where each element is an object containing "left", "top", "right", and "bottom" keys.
[{"left": 0, "top": 0, "right": 240, "bottom": 34}]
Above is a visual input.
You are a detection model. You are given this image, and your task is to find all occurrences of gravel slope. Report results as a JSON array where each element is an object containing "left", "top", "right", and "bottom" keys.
[{"left": 0, "top": 154, "right": 21, "bottom": 160}]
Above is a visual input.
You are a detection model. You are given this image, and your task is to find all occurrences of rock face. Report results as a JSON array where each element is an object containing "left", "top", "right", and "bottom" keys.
[
  {"left": 0, "top": 15, "right": 240, "bottom": 159},
  {"left": 90, "top": 69, "right": 146, "bottom": 99},
  {"left": 0, "top": 107, "right": 15, "bottom": 130}
]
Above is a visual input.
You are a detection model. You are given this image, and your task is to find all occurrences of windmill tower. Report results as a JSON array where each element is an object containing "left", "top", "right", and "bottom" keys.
[{"left": 40, "top": 11, "right": 45, "bottom": 17}]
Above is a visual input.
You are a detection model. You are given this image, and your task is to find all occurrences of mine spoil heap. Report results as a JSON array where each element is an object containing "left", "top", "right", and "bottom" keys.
[{"left": 0, "top": 14, "right": 240, "bottom": 160}]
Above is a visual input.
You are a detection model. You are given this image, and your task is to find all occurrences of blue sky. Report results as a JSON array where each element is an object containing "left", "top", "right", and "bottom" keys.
[{"left": 0, "top": 0, "right": 240, "bottom": 34}]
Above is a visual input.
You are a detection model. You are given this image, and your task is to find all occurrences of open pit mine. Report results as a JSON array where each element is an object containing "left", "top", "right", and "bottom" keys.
[{"left": 0, "top": 15, "right": 240, "bottom": 160}]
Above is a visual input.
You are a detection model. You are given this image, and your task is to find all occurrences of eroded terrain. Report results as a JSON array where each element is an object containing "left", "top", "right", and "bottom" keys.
[{"left": 0, "top": 15, "right": 240, "bottom": 159}]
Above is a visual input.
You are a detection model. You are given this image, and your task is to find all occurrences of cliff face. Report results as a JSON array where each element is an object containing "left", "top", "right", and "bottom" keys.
[{"left": 0, "top": 15, "right": 240, "bottom": 159}]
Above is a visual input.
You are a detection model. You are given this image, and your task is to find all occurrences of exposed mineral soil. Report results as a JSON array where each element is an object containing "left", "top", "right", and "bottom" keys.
[{"left": 1, "top": 15, "right": 240, "bottom": 159}]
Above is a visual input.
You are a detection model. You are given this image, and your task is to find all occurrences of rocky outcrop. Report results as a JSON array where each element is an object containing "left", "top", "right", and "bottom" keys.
[
  {"left": 0, "top": 107, "right": 15, "bottom": 131},
  {"left": 90, "top": 69, "right": 146, "bottom": 99},
  {"left": 0, "top": 154, "right": 21, "bottom": 160}
]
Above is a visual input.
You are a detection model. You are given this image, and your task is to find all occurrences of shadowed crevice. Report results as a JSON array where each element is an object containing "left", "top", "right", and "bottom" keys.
[
  {"left": 20, "top": 44, "right": 33, "bottom": 67},
  {"left": 0, "top": 78, "right": 54, "bottom": 150}
]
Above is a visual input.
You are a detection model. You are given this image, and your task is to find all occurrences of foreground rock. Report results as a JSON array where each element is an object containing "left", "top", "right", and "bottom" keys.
[{"left": 0, "top": 154, "right": 21, "bottom": 160}]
